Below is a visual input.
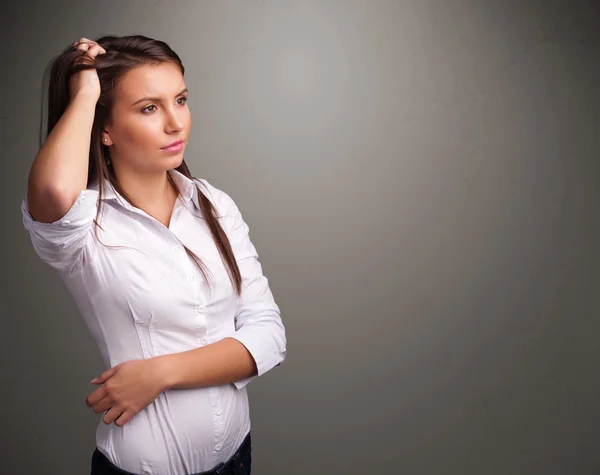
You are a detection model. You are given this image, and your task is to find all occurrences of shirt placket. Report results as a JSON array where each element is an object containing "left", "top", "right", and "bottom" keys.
[{"left": 133, "top": 195, "right": 226, "bottom": 460}]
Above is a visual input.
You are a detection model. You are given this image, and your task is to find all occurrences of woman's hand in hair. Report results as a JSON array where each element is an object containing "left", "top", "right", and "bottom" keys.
[{"left": 69, "top": 37, "right": 107, "bottom": 102}]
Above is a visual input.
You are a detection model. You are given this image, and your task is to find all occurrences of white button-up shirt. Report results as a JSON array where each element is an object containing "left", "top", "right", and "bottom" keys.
[{"left": 20, "top": 168, "right": 286, "bottom": 474}]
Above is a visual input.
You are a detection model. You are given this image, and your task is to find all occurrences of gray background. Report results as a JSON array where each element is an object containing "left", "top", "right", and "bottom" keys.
[{"left": 1, "top": 0, "right": 599, "bottom": 474}]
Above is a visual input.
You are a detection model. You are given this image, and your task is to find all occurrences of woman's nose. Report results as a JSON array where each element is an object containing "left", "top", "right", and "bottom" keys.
[{"left": 165, "top": 109, "right": 184, "bottom": 132}]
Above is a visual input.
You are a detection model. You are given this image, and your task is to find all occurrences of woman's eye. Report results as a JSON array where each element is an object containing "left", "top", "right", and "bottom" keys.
[{"left": 142, "top": 97, "right": 188, "bottom": 114}]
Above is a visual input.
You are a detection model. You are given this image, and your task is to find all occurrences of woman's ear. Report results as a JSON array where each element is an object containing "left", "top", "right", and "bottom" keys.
[{"left": 102, "top": 128, "right": 113, "bottom": 146}]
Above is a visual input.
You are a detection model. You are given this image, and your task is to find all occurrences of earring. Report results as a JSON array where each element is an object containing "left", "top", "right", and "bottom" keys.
[{"left": 104, "top": 139, "right": 110, "bottom": 165}]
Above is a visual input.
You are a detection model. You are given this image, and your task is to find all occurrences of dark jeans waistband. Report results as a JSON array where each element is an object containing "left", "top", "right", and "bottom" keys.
[{"left": 91, "top": 431, "right": 251, "bottom": 475}]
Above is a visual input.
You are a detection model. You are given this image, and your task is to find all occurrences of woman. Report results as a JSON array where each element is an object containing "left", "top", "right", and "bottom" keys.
[{"left": 21, "top": 34, "right": 286, "bottom": 475}]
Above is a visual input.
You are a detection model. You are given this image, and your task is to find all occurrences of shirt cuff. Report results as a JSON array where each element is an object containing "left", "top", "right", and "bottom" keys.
[
  {"left": 227, "top": 319, "right": 286, "bottom": 390},
  {"left": 21, "top": 188, "right": 99, "bottom": 273}
]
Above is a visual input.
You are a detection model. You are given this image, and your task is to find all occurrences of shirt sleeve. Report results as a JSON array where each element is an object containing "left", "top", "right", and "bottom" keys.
[
  {"left": 21, "top": 188, "right": 99, "bottom": 274},
  {"left": 218, "top": 190, "right": 287, "bottom": 390}
]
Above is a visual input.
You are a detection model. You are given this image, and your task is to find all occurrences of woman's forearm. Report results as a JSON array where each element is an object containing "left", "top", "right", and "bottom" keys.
[
  {"left": 155, "top": 337, "right": 258, "bottom": 390},
  {"left": 27, "top": 91, "right": 98, "bottom": 223}
]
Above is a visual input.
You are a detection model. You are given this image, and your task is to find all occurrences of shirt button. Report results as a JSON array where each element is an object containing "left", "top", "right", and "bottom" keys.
[
  {"left": 196, "top": 305, "right": 205, "bottom": 313},
  {"left": 201, "top": 338, "right": 208, "bottom": 345},
  {"left": 216, "top": 409, "right": 221, "bottom": 416},
  {"left": 215, "top": 444, "right": 221, "bottom": 451}
]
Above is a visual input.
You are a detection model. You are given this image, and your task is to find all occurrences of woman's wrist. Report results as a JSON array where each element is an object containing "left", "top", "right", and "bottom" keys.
[{"left": 151, "top": 354, "right": 176, "bottom": 391}]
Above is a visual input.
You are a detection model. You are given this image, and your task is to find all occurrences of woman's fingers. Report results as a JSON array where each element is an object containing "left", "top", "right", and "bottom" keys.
[
  {"left": 74, "top": 37, "right": 92, "bottom": 46},
  {"left": 86, "top": 44, "right": 106, "bottom": 58},
  {"left": 72, "top": 42, "right": 106, "bottom": 61},
  {"left": 72, "top": 38, "right": 106, "bottom": 55}
]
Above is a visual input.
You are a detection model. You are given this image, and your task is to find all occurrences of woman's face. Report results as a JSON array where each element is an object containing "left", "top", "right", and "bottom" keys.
[{"left": 104, "top": 62, "right": 191, "bottom": 175}]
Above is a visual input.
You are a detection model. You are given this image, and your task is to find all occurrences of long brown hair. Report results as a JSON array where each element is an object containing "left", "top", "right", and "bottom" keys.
[{"left": 40, "top": 34, "right": 242, "bottom": 296}]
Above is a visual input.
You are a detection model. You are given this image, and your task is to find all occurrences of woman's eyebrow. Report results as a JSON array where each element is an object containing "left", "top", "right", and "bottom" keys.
[{"left": 132, "top": 87, "right": 188, "bottom": 106}]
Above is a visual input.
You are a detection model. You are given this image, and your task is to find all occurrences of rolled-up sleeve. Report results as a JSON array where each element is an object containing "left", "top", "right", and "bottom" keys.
[
  {"left": 219, "top": 191, "right": 287, "bottom": 390},
  {"left": 21, "top": 188, "right": 99, "bottom": 274}
]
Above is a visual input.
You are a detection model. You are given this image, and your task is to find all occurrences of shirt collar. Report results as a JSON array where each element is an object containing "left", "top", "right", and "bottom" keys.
[{"left": 89, "top": 168, "right": 200, "bottom": 211}]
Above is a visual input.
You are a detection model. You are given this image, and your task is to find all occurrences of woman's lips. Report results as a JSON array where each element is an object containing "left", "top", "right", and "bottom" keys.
[
  {"left": 161, "top": 140, "right": 184, "bottom": 153},
  {"left": 161, "top": 139, "right": 183, "bottom": 148}
]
